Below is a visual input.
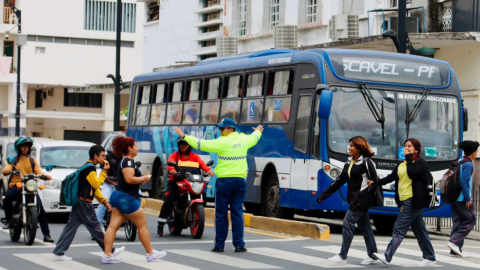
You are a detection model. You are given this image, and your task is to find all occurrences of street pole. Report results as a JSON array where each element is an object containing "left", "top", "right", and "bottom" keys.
[
  {"left": 15, "top": 9, "right": 22, "bottom": 136},
  {"left": 113, "top": 0, "right": 122, "bottom": 131},
  {"left": 397, "top": 0, "right": 407, "bottom": 54}
]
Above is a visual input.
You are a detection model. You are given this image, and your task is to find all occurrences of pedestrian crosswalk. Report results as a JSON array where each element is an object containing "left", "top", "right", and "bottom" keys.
[{"left": 7, "top": 244, "right": 480, "bottom": 270}]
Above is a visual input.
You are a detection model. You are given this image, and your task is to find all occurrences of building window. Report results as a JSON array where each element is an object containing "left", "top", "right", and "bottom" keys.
[
  {"left": 35, "top": 47, "right": 46, "bottom": 54},
  {"left": 442, "top": 1, "right": 453, "bottom": 32},
  {"left": 206, "top": 25, "right": 220, "bottom": 32},
  {"left": 147, "top": 0, "right": 159, "bottom": 22},
  {"left": 239, "top": 0, "right": 247, "bottom": 36},
  {"left": 84, "top": 0, "right": 136, "bottom": 33},
  {"left": 205, "top": 39, "right": 216, "bottom": 47},
  {"left": 306, "top": 0, "right": 317, "bottom": 23},
  {"left": 270, "top": 0, "right": 280, "bottom": 30},
  {"left": 207, "top": 0, "right": 220, "bottom": 7},
  {"left": 206, "top": 11, "right": 220, "bottom": 21},
  {"left": 63, "top": 89, "right": 103, "bottom": 108},
  {"left": 35, "top": 90, "right": 43, "bottom": 108}
]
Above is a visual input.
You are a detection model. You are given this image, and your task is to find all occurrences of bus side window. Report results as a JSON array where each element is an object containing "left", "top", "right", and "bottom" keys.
[
  {"left": 134, "top": 85, "right": 152, "bottom": 126},
  {"left": 201, "top": 78, "right": 221, "bottom": 124},
  {"left": 166, "top": 82, "right": 184, "bottom": 125},
  {"left": 150, "top": 84, "right": 167, "bottom": 126},
  {"left": 183, "top": 80, "right": 202, "bottom": 124},
  {"left": 264, "top": 70, "right": 293, "bottom": 123},
  {"left": 224, "top": 75, "right": 243, "bottom": 98},
  {"left": 220, "top": 76, "right": 242, "bottom": 122},
  {"left": 294, "top": 95, "right": 313, "bottom": 153},
  {"left": 246, "top": 73, "right": 264, "bottom": 97}
]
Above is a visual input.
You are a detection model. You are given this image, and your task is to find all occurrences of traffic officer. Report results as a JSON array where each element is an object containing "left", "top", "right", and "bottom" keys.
[{"left": 174, "top": 118, "right": 263, "bottom": 253}]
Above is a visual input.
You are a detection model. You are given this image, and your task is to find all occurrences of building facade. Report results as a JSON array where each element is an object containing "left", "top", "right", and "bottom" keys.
[{"left": 0, "top": 0, "right": 145, "bottom": 143}]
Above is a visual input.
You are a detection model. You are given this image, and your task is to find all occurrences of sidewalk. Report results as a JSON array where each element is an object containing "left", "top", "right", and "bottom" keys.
[{"left": 426, "top": 224, "right": 480, "bottom": 241}]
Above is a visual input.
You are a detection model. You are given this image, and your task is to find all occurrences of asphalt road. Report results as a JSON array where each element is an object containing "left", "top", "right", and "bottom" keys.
[{"left": 0, "top": 211, "right": 479, "bottom": 270}]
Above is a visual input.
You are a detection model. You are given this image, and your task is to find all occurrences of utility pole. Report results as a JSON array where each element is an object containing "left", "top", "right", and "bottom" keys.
[
  {"left": 113, "top": 0, "right": 122, "bottom": 131},
  {"left": 397, "top": 0, "right": 407, "bottom": 54}
]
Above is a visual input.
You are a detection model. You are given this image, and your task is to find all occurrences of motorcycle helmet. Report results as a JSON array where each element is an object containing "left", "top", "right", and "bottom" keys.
[
  {"left": 176, "top": 137, "right": 192, "bottom": 154},
  {"left": 14, "top": 136, "right": 34, "bottom": 156}
]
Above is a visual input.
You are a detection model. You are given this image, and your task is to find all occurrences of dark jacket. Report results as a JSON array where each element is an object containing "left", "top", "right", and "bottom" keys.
[
  {"left": 318, "top": 156, "right": 378, "bottom": 211},
  {"left": 106, "top": 152, "right": 123, "bottom": 177},
  {"left": 378, "top": 154, "right": 429, "bottom": 209}
]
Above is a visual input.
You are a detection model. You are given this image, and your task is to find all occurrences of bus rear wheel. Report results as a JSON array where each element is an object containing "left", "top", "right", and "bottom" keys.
[
  {"left": 150, "top": 168, "right": 165, "bottom": 200},
  {"left": 262, "top": 174, "right": 294, "bottom": 219}
]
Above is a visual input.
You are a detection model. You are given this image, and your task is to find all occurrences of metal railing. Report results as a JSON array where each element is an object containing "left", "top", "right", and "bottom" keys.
[
  {"left": 4, "top": 7, "right": 13, "bottom": 24},
  {"left": 425, "top": 187, "right": 480, "bottom": 232}
]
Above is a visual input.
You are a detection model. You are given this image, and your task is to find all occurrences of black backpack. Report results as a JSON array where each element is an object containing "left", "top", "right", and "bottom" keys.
[
  {"left": 440, "top": 159, "right": 470, "bottom": 204},
  {"left": 425, "top": 169, "right": 437, "bottom": 208}
]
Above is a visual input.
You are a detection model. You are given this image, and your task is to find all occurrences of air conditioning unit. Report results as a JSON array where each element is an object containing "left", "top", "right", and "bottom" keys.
[
  {"left": 329, "top": 14, "right": 359, "bottom": 41},
  {"left": 216, "top": 37, "right": 237, "bottom": 57},
  {"left": 274, "top": 25, "right": 298, "bottom": 49},
  {"left": 388, "top": 16, "right": 419, "bottom": 33}
]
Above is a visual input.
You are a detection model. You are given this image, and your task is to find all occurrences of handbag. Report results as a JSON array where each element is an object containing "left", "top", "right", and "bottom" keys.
[{"left": 364, "top": 158, "right": 384, "bottom": 207}]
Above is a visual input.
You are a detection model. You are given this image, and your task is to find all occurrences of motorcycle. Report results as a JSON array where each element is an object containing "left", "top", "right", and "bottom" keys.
[
  {"left": 101, "top": 159, "right": 142, "bottom": 242},
  {"left": 0, "top": 157, "right": 53, "bottom": 245},
  {"left": 166, "top": 160, "right": 214, "bottom": 239}
]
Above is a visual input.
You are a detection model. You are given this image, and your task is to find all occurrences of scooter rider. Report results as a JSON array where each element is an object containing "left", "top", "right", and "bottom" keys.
[
  {"left": 2, "top": 136, "right": 55, "bottom": 243},
  {"left": 157, "top": 137, "right": 214, "bottom": 237}
]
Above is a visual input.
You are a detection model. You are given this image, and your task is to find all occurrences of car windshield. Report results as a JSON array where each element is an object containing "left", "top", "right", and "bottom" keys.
[
  {"left": 40, "top": 146, "right": 91, "bottom": 168},
  {"left": 328, "top": 86, "right": 460, "bottom": 161}
]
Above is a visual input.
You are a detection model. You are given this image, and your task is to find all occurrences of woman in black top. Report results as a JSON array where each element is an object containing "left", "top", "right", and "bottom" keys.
[
  {"left": 317, "top": 136, "right": 379, "bottom": 265},
  {"left": 102, "top": 137, "right": 167, "bottom": 264}
]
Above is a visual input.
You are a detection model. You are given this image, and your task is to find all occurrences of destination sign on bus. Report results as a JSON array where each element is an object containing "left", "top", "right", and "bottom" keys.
[{"left": 330, "top": 54, "right": 450, "bottom": 87}]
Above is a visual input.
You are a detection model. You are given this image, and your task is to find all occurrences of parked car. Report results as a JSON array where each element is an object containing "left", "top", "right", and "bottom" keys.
[
  {"left": 101, "top": 131, "right": 125, "bottom": 154},
  {"left": 0, "top": 137, "right": 54, "bottom": 208}
]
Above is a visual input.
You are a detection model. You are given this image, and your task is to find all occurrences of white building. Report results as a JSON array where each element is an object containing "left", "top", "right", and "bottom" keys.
[{"left": 0, "top": 0, "right": 145, "bottom": 143}]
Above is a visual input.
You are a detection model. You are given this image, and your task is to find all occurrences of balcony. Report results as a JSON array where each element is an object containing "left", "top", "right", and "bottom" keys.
[
  {"left": 194, "top": 19, "right": 222, "bottom": 28},
  {"left": 193, "top": 5, "right": 223, "bottom": 14},
  {"left": 190, "top": 45, "right": 217, "bottom": 56},
  {"left": 193, "top": 31, "right": 219, "bottom": 42}
]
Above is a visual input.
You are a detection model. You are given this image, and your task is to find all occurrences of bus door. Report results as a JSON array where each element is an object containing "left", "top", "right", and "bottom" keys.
[{"left": 290, "top": 92, "right": 316, "bottom": 209}]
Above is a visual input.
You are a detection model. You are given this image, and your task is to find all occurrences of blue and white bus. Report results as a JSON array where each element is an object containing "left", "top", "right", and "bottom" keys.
[{"left": 128, "top": 49, "right": 466, "bottom": 232}]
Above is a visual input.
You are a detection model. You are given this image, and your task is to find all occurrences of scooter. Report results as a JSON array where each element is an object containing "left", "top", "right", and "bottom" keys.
[
  {"left": 166, "top": 160, "right": 213, "bottom": 239},
  {"left": 101, "top": 159, "right": 142, "bottom": 242},
  {"left": 1, "top": 157, "right": 53, "bottom": 245}
]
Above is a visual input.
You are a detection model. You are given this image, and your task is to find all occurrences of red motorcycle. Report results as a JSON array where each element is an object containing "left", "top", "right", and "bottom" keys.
[{"left": 166, "top": 160, "right": 213, "bottom": 239}]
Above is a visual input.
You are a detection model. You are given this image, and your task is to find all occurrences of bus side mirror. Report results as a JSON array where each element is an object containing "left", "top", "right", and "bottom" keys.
[
  {"left": 206, "top": 160, "right": 214, "bottom": 167},
  {"left": 463, "top": 107, "right": 468, "bottom": 132},
  {"left": 317, "top": 87, "right": 333, "bottom": 120}
]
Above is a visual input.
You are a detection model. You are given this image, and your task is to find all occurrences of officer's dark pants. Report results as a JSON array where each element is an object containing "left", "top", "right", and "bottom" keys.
[
  {"left": 4, "top": 186, "right": 50, "bottom": 236},
  {"left": 214, "top": 177, "right": 246, "bottom": 249},
  {"left": 450, "top": 201, "right": 476, "bottom": 250},
  {"left": 158, "top": 180, "right": 179, "bottom": 224}
]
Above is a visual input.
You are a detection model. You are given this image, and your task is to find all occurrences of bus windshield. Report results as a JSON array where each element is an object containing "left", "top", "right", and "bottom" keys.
[{"left": 328, "top": 86, "right": 460, "bottom": 161}]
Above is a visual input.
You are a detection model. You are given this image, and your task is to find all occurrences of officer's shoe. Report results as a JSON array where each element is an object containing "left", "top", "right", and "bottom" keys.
[
  {"left": 235, "top": 247, "right": 247, "bottom": 253},
  {"left": 43, "top": 235, "right": 54, "bottom": 243},
  {"left": 157, "top": 225, "right": 164, "bottom": 237},
  {"left": 211, "top": 247, "right": 224, "bottom": 252}
]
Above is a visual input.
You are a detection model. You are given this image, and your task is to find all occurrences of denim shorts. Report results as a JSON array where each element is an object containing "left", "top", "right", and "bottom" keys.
[{"left": 110, "top": 190, "right": 141, "bottom": 215}]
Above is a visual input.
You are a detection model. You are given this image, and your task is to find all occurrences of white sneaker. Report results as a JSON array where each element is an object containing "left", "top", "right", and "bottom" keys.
[
  {"left": 447, "top": 242, "right": 463, "bottom": 257},
  {"left": 373, "top": 252, "right": 390, "bottom": 265},
  {"left": 416, "top": 259, "right": 437, "bottom": 267},
  {"left": 328, "top": 255, "right": 347, "bottom": 264},
  {"left": 52, "top": 254, "right": 72, "bottom": 261},
  {"left": 101, "top": 254, "right": 121, "bottom": 264},
  {"left": 147, "top": 250, "right": 167, "bottom": 262},
  {"left": 113, "top": 246, "right": 125, "bottom": 256},
  {"left": 360, "top": 257, "right": 379, "bottom": 265}
]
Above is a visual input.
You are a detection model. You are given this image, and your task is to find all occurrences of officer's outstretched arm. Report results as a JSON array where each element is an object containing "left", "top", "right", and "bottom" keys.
[
  {"left": 246, "top": 130, "right": 262, "bottom": 148},
  {"left": 184, "top": 135, "right": 224, "bottom": 153}
]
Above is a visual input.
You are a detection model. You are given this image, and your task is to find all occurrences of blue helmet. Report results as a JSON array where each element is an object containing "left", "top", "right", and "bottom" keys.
[{"left": 14, "top": 136, "right": 34, "bottom": 156}]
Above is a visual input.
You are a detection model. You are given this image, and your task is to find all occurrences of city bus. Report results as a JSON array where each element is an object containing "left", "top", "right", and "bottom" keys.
[{"left": 127, "top": 49, "right": 466, "bottom": 232}]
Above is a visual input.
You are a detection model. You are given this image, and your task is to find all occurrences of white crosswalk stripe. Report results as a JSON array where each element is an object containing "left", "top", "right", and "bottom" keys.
[
  {"left": 378, "top": 245, "right": 480, "bottom": 269},
  {"left": 167, "top": 249, "right": 281, "bottom": 269},
  {"left": 436, "top": 249, "right": 480, "bottom": 259},
  {"left": 90, "top": 251, "right": 198, "bottom": 270},
  {"left": 305, "top": 245, "right": 441, "bottom": 268},
  {"left": 13, "top": 253, "right": 101, "bottom": 270},
  {"left": 248, "top": 247, "right": 362, "bottom": 268}
]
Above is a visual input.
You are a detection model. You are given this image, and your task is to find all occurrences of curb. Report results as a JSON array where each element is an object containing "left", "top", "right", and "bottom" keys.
[{"left": 143, "top": 198, "right": 330, "bottom": 240}]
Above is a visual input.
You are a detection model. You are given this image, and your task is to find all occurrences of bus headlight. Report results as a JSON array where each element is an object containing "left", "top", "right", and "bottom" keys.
[
  {"left": 191, "top": 182, "right": 203, "bottom": 195},
  {"left": 44, "top": 180, "right": 62, "bottom": 190},
  {"left": 25, "top": 180, "right": 37, "bottom": 192},
  {"left": 323, "top": 162, "right": 342, "bottom": 180}
]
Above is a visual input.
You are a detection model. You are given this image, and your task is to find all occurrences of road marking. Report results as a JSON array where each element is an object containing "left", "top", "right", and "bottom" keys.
[
  {"left": 378, "top": 246, "right": 480, "bottom": 269},
  {"left": 167, "top": 249, "right": 281, "bottom": 269},
  {"left": 436, "top": 249, "right": 480, "bottom": 259},
  {"left": 305, "top": 245, "right": 441, "bottom": 268},
  {"left": 248, "top": 247, "right": 362, "bottom": 268},
  {"left": 90, "top": 251, "right": 198, "bottom": 270},
  {"left": 0, "top": 266, "right": 8, "bottom": 270},
  {"left": 0, "top": 228, "right": 52, "bottom": 246},
  {"left": 14, "top": 253, "right": 101, "bottom": 270}
]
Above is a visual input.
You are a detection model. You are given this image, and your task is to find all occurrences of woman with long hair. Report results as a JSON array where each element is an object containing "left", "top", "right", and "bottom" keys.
[
  {"left": 370, "top": 138, "right": 436, "bottom": 266},
  {"left": 102, "top": 137, "right": 167, "bottom": 264},
  {"left": 317, "top": 136, "right": 379, "bottom": 265}
]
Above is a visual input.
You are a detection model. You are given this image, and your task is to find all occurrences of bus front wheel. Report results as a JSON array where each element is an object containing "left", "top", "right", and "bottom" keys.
[
  {"left": 150, "top": 168, "right": 165, "bottom": 200},
  {"left": 262, "top": 174, "right": 294, "bottom": 219},
  {"left": 373, "top": 215, "right": 396, "bottom": 235}
]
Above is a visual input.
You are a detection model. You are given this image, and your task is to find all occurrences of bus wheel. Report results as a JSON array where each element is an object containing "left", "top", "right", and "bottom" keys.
[
  {"left": 373, "top": 215, "right": 396, "bottom": 235},
  {"left": 244, "top": 202, "right": 261, "bottom": 215},
  {"left": 150, "top": 168, "right": 165, "bottom": 200},
  {"left": 262, "top": 174, "right": 294, "bottom": 219}
]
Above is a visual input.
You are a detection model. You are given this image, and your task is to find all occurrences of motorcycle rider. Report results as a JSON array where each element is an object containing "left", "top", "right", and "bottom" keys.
[
  {"left": 2, "top": 136, "right": 55, "bottom": 243},
  {"left": 157, "top": 137, "right": 214, "bottom": 237}
]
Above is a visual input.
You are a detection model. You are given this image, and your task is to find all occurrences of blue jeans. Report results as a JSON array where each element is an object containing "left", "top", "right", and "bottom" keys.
[
  {"left": 384, "top": 198, "right": 436, "bottom": 262},
  {"left": 214, "top": 177, "right": 246, "bottom": 249},
  {"left": 95, "top": 183, "right": 115, "bottom": 224},
  {"left": 339, "top": 210, "right": 377, "bottom": 259}
]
